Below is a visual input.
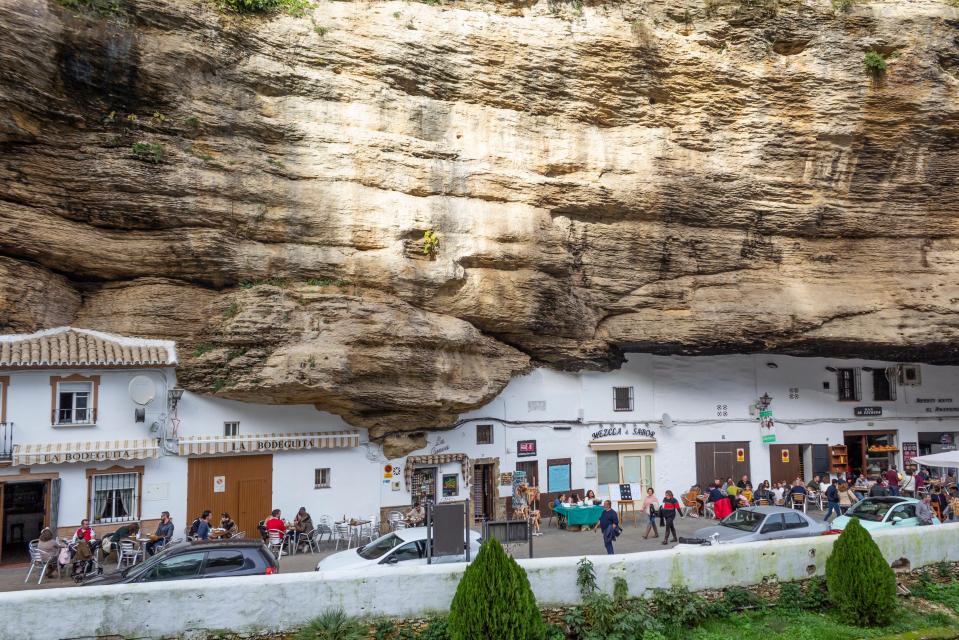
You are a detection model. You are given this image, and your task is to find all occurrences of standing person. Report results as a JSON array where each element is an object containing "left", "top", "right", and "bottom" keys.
[
  {"left": 195, "top": 512, "right": 212, "bottom": 540},
  {"left": 917, "top": 494, "right": 935, "bottom": 525},
  {"left": 641, "top": 487, "right": 660, "bottom": 539},
  {"left": 823, "top": 479, "right": 841, "bottom": 521},
  {"left": 592, "top": 500, "right": 621, "bottom": 555},
  {"left": 661, "top": 491, "right": 681, "bottom": 545},
  {"left": 884, "top": 466, "right": 900, "bottom": 496},
  {"left": 837, "top": 483, "right": 858, "bottom": 513},
  {"left": 901, "top": 469, "right": 916, "bottom": 497},
  {"left": 147, "top": 512, "right": 174, "bottom": 556},
  {"left": 870, "top": 480, "right": 890, "bottom": 497}
]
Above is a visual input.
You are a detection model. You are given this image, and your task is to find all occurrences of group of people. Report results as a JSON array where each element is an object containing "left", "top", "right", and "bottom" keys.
[{"left": 254, "top": 507, "right": 315, "bottom": 552}]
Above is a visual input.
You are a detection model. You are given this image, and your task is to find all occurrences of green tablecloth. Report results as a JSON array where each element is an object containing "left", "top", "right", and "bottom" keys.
[{"left": 554, "top": 504, "right": 604, "bottom": 527}]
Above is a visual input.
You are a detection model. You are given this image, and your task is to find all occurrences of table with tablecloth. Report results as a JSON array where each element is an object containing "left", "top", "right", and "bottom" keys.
[{"left": 553, "top": 504, "right": 604, "bottom": 527}]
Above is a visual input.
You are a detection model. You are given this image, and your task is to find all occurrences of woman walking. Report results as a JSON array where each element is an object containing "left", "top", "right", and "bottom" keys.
[
  {"left": 641, "top": 487, "right": 660, "bottom": 539},
  {"left": 661, "top": 490, "right": 681, "bottom": 545}
]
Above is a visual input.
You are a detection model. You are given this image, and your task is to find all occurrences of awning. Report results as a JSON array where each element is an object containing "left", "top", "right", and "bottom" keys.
[
  {"left": 178, "top": 431, "right": 359, "bottom": 456},
  {"left": 13, "top": 439, "right": 160, "bottom": 465},
  {"left": 911, "top": 451, "right": 959, "bottom": 468},
  {"left": 589, "top": 439, "right": 656, "bottom": 452},
  {"left": 405, "top": 453, "right": 471, "bottom": 488}
]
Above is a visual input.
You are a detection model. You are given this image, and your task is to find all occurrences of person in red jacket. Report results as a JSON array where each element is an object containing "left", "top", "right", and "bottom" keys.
[
  {"left": 884, "top": 466, "right": 901, "bottom": 496},
  {"left": 74, "top": 519, "right": 94, "bottom": 542},
  {"left": 660, "top": 490, "right": 682, "bottom": 545},
  {"left": 265, "top": 509, "right": 286, "bottom": 539}
]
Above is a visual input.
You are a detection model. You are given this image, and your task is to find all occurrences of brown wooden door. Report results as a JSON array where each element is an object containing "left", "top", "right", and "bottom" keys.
[
  {"left": 769, "top": 445, "right": 801, "bottom": 485},
  {"left": 187, "top": 455, "right": 272, "bottom": 536},
  {"left": 695, "top": 442, "right": 750, "bottom": 487},
  {"left": 516, "top": 461, "right": 539, "bottom": 487}
]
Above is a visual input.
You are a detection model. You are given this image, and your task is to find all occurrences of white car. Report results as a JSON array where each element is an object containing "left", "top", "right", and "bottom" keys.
[{"left": 316, "top": 527, "right": 482, "bottom": 572}]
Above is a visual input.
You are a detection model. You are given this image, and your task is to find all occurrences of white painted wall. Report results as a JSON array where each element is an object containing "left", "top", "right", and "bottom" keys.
[{"left": 3, "top": 524, "right": 956, "bottom": 640}]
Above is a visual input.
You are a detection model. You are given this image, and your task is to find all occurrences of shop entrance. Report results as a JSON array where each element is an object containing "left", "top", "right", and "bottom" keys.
[
  {"left": 1, "top": 481, "right": 48, "bottom": 563},
  {"left": 769, "top": 445, "right": 801, "bottom": 485},
  {"left": 694, "top": 441, "right": 750, "bottom": 488},
  {"left": 411, "top": 467, "right": 437, "bottom": 505},
  {"left": 843, "top": 430, "right": 898, "bottom": 479},
  {"left": 187, "top": 455, "right": 272, "bottom": 537},
  {"left": 471, "top": 462, "right": 496, "bottom": 523}
]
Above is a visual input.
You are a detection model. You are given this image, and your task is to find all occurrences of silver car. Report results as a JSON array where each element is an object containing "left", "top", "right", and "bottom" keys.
[{"left": 681, "top": 506, "right": 828, "bottom": 545}]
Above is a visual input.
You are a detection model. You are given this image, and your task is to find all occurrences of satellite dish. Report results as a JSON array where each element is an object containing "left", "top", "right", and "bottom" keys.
[
  {"left": 129, "top": 376, "right": 157, "bottom": 406},
  {"left": 662, "top": 413, "right": 673, "bottom": 429}
]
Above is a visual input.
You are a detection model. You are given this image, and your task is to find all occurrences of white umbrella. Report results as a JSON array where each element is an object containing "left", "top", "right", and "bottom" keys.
[{"left": 911, "top": 451, "right": 959, "bottom": 468}]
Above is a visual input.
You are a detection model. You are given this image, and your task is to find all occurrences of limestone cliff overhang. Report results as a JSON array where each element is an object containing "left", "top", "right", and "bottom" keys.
[{"left": 0, "top": 327, "right": 177, "bottom": 369}]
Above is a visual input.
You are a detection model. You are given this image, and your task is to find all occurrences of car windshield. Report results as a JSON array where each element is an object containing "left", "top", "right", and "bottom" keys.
[
  {"left": 846, "top": 499, "right": 897, "bottom": 522},
  {"left": 357, "top": 533, "right": 405, "bottom": 560},
  {"left": 720, "top": 509, "right": 765, "bottom": 532}
]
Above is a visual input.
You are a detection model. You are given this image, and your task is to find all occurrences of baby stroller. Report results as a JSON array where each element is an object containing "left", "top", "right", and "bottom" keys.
[{"left": 70, "top": 539, "right": 103, "bottom": 584}]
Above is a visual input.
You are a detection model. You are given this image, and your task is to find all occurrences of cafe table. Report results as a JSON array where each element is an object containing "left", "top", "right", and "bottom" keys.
[
  {"left": 334, "top": 519, "right": 372, "bottom": 548},
  {"left": 553, "top": 504, "right": 604, "bottom": 529}
]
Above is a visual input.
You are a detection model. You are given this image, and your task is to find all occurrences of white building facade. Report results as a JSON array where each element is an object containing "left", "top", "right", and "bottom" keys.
[{"left": 0, "top": 327, "right": 955, "bottom": 562}]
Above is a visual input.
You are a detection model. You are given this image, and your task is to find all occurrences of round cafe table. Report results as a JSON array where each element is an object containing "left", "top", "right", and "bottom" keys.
[{"left": 553, "top": 504, "right": 604, "bottom": 528}]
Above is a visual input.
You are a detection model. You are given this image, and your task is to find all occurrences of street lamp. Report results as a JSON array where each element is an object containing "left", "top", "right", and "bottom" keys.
[
  {"left": 168, "top": 388, "right": 185, "bottom": 412},
  {"left": 757, "top": 393, "right": 772, "bottom": 411}
]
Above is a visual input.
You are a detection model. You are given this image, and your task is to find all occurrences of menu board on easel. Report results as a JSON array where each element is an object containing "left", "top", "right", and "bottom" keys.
[{"left": 619, "top": 483, "right": 632, "bottom": 500}]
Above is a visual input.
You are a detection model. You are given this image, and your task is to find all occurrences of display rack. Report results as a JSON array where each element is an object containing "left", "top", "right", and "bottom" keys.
[{"left": 830, "top": 445, "right": 848, "bottom": 474}]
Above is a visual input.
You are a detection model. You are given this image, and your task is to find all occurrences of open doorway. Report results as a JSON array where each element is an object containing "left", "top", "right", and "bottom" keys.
[{"left": 2, "top": 481, "right": 48, "bottom": 563}]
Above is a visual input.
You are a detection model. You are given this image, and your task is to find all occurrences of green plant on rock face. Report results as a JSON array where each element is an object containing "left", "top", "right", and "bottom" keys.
[
  {"left": 194, "top": 343, "right": 215, "bottom": 357},
  {"left": 296, "top": 609, "right": 365, "bottom": 640},
  {"left": 650, "top": 585, "right": 709, "bottom": 630},
  {"left": 831, "top": 0, "right": 853, "bottom": 12},
  {"left": 864, "top": 50, "right": 887, "bottom": 75},
  {"left": 422, "top": 229, "right": 440, "bottom": 257},
  {"left": 447, "top": 538, "right": 545, "bottom": 640},
  {"left": 131, "top": 141, "right": 164, "bottom": 164},
  {"left": 217, "top": 0, "right": 313, "bottom": 16},
  {"left": 825, "top": 518, "right": 896, "bottom": 626}
]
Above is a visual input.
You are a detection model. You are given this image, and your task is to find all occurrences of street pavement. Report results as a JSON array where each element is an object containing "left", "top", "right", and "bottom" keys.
[{"left": 0, "top": 508, "right": 828, "bottom": 593}]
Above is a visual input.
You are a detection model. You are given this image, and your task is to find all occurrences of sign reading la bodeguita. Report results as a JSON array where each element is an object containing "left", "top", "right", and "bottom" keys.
[{"left": 590, "top": 425, "right": 656, "bottom": 440}]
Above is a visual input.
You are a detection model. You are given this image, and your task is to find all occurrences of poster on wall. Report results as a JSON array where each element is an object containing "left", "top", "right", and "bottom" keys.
[
  {"left": 442, "top": 474, "right": 458, "bottom": 497},
  {"left": 760, "top": 411, "right": 777, "bottom": 444},
  {"left": 547, "top": 463, "right": 571, "bottom": 493},
  {"left": 213, "top": 475, "right": 226, "bottom": 493},
  {"left": 500, "top": 472, "right": 514, "bottom": 486},
  {"left": 902, "top": 442, "right": 918, "bottom": 465}
]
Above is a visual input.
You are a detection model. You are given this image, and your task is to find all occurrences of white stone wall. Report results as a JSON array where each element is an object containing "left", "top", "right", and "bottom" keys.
[{"left": 3, "top": 524, "right": 957, "bottom": 640}]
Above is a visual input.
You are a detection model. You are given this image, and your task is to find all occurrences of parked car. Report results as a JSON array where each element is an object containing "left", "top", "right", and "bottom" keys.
[
  {"left": 317, "top": 527, "right": 482, "bottom": 572},
  {"left": 679, "top": 506, "right": 828, "bottom": 545},
  {"left": 829, "top": 496, "right": 940, "bottom": 532},
  {"left": 82, "top": 539, "right": 278, "bottom": 585}
]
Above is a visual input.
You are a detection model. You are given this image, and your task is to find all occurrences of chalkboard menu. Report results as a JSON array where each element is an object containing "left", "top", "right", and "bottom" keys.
[{"left": 619, "top": 483, "right": 632, "bottom": 500}]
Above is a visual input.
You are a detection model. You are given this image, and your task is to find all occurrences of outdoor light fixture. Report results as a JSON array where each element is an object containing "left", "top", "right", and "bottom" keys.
[
  {"left": 766, "top": 362, "right": 778, "bottom": 369},
  {"left": 825, "top": 366, "right": 837, "bottom": 372},
  {"left": 168, "top": 388, "right": 185, "bottom": 411},
  {"left": 862, "top": 366, "right": 874, "bottom": 372},
  {"left": 757, "top": 393, "right": 772, "bottom": 411}
]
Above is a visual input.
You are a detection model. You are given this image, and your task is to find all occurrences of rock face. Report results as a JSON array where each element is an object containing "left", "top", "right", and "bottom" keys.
[{"left": 1, "top": 0, "right": 958, "bottom": 450}]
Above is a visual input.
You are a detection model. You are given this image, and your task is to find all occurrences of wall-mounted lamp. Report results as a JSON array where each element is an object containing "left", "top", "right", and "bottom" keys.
[
  {"left": 861, "top": 366, "right": 874, "bottom": 372},
  {"left": 168, "top": 388, "right": 185, "bottom": 412},
  {"left": 766, "top": 362, "right": 778, "bottom": 369},
  {"left": 757, "top": 393, "right": 772, "bottom": 411},
  {"left": 825, "top": 366, "right": 837, "bottom": 373}
]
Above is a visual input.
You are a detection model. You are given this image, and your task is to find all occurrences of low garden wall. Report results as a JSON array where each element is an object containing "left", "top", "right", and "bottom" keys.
[{"left": 4, "top": 523, "right": 957, "bottom": 639}]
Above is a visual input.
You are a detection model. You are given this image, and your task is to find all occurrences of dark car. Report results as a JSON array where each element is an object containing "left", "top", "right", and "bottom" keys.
[{"left": 82, "top": 539, "right": 278, "bottom": 586}]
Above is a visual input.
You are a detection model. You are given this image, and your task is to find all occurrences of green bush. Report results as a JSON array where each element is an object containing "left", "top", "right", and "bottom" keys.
[
  {"left": 864, "top": 51, "right": 887, "bottom": 75},
  {"left": 131, "top": 141, "right": 163, "bottom": 164},
  {"left": 564, "top": 590, "right": 661, "bottom": 640},
  {"left": 217, "top": 0, "right": 312, "bottom": 16},
  {"left": 447, "top": 538, "right": 545, "bottom": 640},
  {"left": 577, "top": 557, "right": 598, "bottom": 599},
  {"left": 825, "top": 518, "right": 896, "bottom": 626},
  {"left": 296, "top": 609, "right": 364, "bottom": 640},
  {"left": 650, "top": 586, "right": 709, "bottom": 630},
  {"left": 801, "top": 575, "right": 829, "bottom": 610}
]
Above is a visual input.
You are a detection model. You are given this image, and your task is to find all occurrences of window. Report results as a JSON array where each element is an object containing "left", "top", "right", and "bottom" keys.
[
  {"left": 783, "top": 512, "right": 808, "bottom": 530},
  {"left": 57, "top": 381, "right": 94, "bottom": 424},
  {"left": 613, "top": 386, "right": 634, "bottom": 411},
  {"left": 0, "top": 375, "right": 8, "bottom": 424},
  {"left": 597, "top": 451, "right": 619, "bottom": 485},
  {"left": 476, "top": 424, "right": 493, "bottom": 445},
  {"left": 388, "top": 542, "right": 423, "bottom": 563},
  {"left": 148, "top": 552, "right": 204, "bottom": 581},
  {"left": 836, "top": 368, "right": 860, "bottom": 401},
  {"left": 204, "top": 550, "right": 252, "bottom": 575},
  {"left": 872, "top": 370, "right": 896, "bottom": 401},
  {"left": 224, "top": 421, "right": 239, "bottom": 436},
  {"left": 314, "top": 468, "right": 330, "bottom": 489},
  {"left": 90, "top": 472, "right": 139, "bottom": 524},
  {"left": 761, "top": 514, "right": 784, "bottom": 533},
  {"left": 890, "top": 504, "right": 917, "bottom": 521}
]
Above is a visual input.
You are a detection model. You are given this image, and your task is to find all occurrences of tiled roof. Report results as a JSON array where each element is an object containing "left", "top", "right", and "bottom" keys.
[{"left": 0, "top": 327, "right": 176, "bottom": 368}]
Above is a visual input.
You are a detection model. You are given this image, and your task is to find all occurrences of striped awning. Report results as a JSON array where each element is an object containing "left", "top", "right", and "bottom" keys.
[
  {"left": 405, "top": 453, "right": 471, "bottom": 488},
  {"left": 12, "top": 439, "right": 160, "bottom": 465},
  {"left": 178, "top": 431, "right": 359, "bottom": 456}
]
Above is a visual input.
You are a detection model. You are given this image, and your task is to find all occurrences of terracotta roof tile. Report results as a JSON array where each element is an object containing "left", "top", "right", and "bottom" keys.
[{"left": 0, "top": 328, "right": 176, "bottom": 368}]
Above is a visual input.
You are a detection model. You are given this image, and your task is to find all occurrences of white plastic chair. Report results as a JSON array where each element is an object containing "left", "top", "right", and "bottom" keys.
[
  {"left": 313, "top": 517, "right": 333, "bottom": 545},
  {"left": 25, "top": 541, "right": 57, "bottom": 584},
  {"left": 267, "top": 530, "right": 285, "bottom": 558},
  {"left": 116, "top": 540, "right": 142, "bottom": 569},
  {"left": 333, "top": 523, "right": 355, "bottom": 550},
  {"left": 364, "top": 515, "right": 379, "bottom": 542},
  {"left": 388, "top": 511, "right": 404, "bottom": 531}
]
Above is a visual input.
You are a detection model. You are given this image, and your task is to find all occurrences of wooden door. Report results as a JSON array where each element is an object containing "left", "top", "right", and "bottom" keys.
[
  {"left": 516, "top": 461, "right": 539, "bottom": 488},
  {"left": 695, "top": 442, "right": 750, "bottom": 487},
  {"left": 769, "top": 445, "right": 801, "bottom": 485},
  {"left": 187, "top": 455, "right": 272, "bottom": 536}
]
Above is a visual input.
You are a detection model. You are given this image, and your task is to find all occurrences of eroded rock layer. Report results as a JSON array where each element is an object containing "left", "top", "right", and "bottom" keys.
[{"left": 2, "top": 0, "right": 958, "bottom": 447}]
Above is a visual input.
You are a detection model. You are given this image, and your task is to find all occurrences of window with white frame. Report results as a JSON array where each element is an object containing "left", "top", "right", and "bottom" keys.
[
  {"left": 613, "top": 386, "right": 634, "bottom": 411},
  {"left": 224, "top": 421, "right": 240, "bottom": 436},
  {"left": 90, "top": 472, "right": 139, "bottom": 524},
  {"left": 57, "top": 381, "right": 95, "bottom": 424},
  {"left": 314, "top": 468, "right": 331, "bottom": 489}
]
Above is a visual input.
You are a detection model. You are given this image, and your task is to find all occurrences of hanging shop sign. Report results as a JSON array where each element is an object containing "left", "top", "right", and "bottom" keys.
[
  {"left": 759, "top": 410, "right": 776, "bottom": 444},
  {"left": 854, "top": 406, "right": 883, "bottom": 417},
  {"left": 517, "top": 440, "right": 537, "bottom": 458}
]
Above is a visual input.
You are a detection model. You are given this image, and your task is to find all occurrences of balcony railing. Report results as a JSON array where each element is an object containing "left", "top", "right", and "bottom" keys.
[
  {"left": 0, "top": 423, "right": 12, "bottom": 461},
  {"left": 52, "top": 408, "right": 97, "bottom": 426}
]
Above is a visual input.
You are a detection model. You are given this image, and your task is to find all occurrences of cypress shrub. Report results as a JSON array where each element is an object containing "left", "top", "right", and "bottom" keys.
[
  {"left": 824, "top": 518, "right": 896, "bottom": 625},
  {"left": 447, "top": 537, "right": 545, "bottom": 640}
]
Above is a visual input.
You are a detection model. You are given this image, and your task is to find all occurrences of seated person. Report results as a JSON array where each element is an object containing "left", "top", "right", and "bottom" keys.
[
  {"left": 771, "top": 483, "right": 785, "bottom": 504},
  {"left": 264, "top": 509, "right": 285, "bottom": 540},
  {"left": 146, "top": 512, "right": 174, "bottom": 556},
  {"left": 554, "top": 493, "right": 567, "bottom": 508},
  {"left": 404, "top": 502, "right": 425, "bottom": 526},
  {"left": 220, "top": 513, "right": 236, "bottom": 533},
  {"left": 789, "top": 481, "right": 808, "bottom": 504},
  {"left": 569, "top": 493, "right": 581, "bottom": 505},
  {"left": 584, "top": 489, "right": 599, "bottom": 506},
  {"left": 740, "top": 484, "right": 754, "bottom": 504},
  {"left": 104, "top": 522, "right": 140, "bottom": 559}
]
